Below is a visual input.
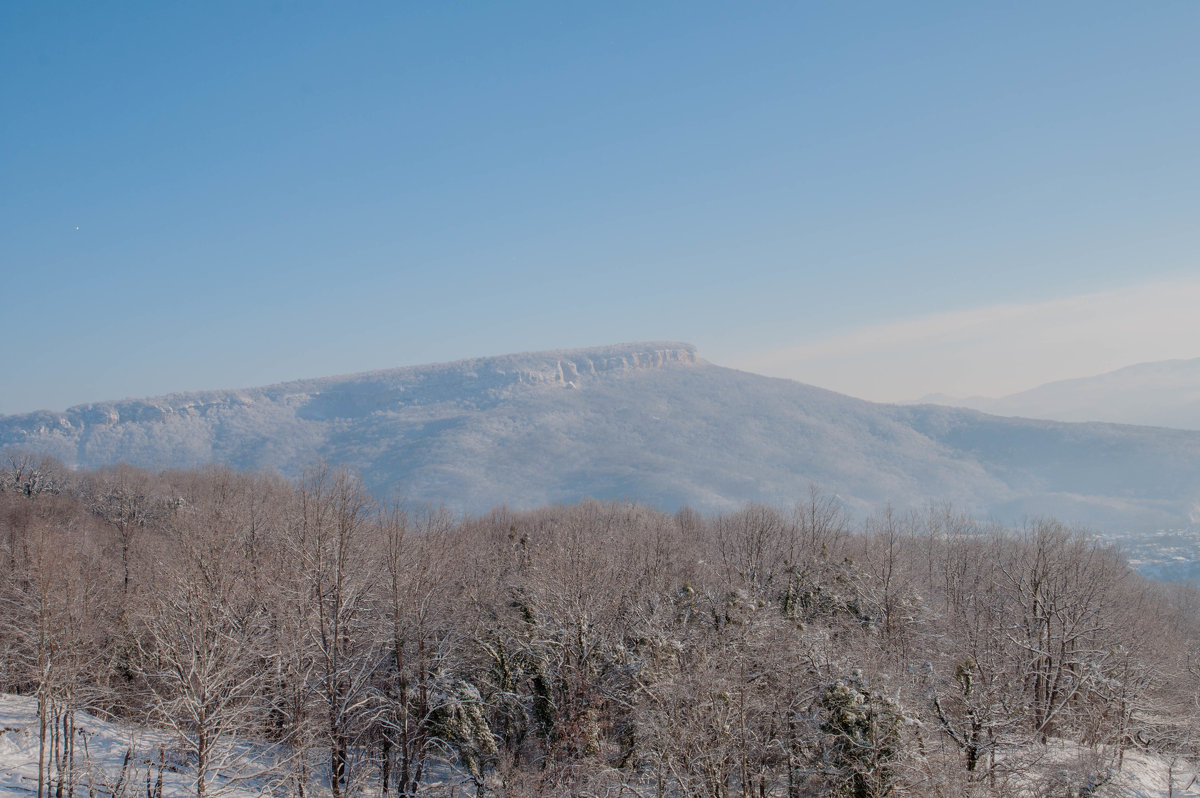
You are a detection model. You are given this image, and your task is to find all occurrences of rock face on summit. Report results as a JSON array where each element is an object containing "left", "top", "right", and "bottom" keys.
[{"left": 3, "top": 341, "right": 1200, "bottom": 530}]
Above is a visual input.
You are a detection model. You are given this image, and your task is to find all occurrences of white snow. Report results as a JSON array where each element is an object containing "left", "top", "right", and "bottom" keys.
[
  {"left": 996, "top": 738, "right": 1200, "bottom": 798},
  {"left": 1, "top": 694, "right": 1197, "bottom": 796},
  {"left": 0, "top": 694, "right": 274, "bottom": 797}
]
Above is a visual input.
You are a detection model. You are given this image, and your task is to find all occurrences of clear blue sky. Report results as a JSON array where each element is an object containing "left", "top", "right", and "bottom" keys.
[{"left": 3, "top": 2, "right": 1199, "bottom": 413}]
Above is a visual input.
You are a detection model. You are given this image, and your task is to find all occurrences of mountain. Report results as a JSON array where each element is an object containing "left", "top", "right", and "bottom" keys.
[
  {"left": 4, "top": 341, "right": 1200, "bottom": 530},
  {"left": 920, "top": 357, "right": 1200, "bottom": 430}
]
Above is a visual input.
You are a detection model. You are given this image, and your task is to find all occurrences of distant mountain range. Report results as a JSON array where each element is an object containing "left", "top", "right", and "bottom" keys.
[
  {"left": 4, "top": 342, "right": 1200, "bottom": 531},
  {"left": 918, "top": 356, "right": 1200, "bottom": 430}
]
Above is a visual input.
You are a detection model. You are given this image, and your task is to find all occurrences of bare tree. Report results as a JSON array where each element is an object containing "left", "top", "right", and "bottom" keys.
[
  {"left": 998, "top": 522, "right": 1128, "bottom": 743},
  {"left": 133, "top": 480, "right": 271, "bottom": 798},
  {"left": 286, "top": 465, "right": 382, "bottom": 798}
]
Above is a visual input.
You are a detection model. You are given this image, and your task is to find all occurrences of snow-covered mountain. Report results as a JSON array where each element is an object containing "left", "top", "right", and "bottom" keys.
[
  {"left": 919, "top": 357, "right": 1200, "bottom": 430},
  {"left": 4, "top": 341, "right": 1200, "bottom": 530}
]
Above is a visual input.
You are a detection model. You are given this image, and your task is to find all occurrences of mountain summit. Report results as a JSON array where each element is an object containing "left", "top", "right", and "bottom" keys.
[{"left": 4, "top": 341, "right": 1200, "bottom": 530}]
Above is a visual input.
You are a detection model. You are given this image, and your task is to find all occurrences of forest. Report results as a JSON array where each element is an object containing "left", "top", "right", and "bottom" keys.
[{"left": 2, "top": 452, "right": 1199, "bottom": 798}]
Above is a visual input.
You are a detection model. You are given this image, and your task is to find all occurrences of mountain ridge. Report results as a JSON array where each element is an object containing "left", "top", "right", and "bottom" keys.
[
  {"left": 12, "top": 341, "right": 700, "bottom": 424},
  {"left": 915, "top": 355, "right": 1200, "bottom": 429}
]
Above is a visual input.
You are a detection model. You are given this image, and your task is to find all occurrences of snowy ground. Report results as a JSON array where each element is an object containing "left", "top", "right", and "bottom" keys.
[
  {"left": 0, "top": 693, "right": 1197, "bottom": 797},
  {"left": 0, "top": 694, "right": 273, "bottom": 797},
  {"left": 1103, "top": 747, "right": 1200, "bottom": 798},
  {"left": 994, "top": 737, "right": 1200, "bottom": 798},
  {"left": 0, "top": 694, "right": 476, "bottom": 798}
]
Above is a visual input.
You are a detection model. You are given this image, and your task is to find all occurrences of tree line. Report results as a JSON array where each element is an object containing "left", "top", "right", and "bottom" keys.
[{"left": 2, "top": 452, "right": 1199, "bottom": 797}]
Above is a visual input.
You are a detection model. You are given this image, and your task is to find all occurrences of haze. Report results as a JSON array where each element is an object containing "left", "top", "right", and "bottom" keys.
[{"left": 3, "top": 3, "right": 1199, "bottom": 414}]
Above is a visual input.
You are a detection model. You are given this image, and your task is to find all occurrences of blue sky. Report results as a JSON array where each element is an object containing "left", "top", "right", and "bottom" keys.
[{"left": 3, "top": 2, "right": 1199, "bottom": 413}]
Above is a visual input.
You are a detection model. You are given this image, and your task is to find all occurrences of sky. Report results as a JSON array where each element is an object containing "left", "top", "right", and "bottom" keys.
[{"left": 3, "top": 2, "right": 1199, "bottom": 413}]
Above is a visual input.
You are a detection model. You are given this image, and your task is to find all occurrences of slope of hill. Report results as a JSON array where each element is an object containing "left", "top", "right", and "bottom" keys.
[
  {"left": 3, "top": 342, "right": 1200, "bottom": 530},
  {"left": 921, "top": 357, "right": 1200, "bottom": 429}
]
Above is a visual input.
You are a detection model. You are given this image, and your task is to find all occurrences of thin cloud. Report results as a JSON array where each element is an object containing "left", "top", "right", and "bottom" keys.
[{"left": 738, "top": 277, "right": 1200, "bottom": 402}]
